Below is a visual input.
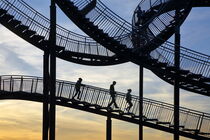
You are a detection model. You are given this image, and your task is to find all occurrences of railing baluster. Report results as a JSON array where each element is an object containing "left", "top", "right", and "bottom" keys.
[
  {"left": 31, "top": 78, "right": 34, "bottom": 93},
  {"left": 20, "top": 76, "right": 23, "bottom": 91}
]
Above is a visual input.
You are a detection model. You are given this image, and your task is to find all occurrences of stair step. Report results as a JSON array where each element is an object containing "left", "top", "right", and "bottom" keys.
[
  {"left": 187, "top": 73, "right": 202, "bottom": 79},
  {"left": 121, "top": 112, "right": 135, "bottom": 116},
  {"left": 148, "top": 58, "right": 158, "bottom": 63},
  {"left": 145, "top": 118, "right": 158, "bottom": 122},
  {"left": 0, "top": 9, "right": 7, "bottom": 15},
  {"left": 166, "top": 66, "right": 177, "bottom": 71},
  {"left": 56, "top": 46, "right": 65, "bottom": 52},
  {"left": 155, "top": 62, "right": 168, "bottom": 67},
  {"left": 80, "top": 0, "right": 97, "bottom": 15},
  {"left": 178, "top": 69, "right": 190, "bottom": 75},
  {"left": 183, "top": 128, "right": 199, "bottom": 133},
  {"left": 198, "top": 132, "right": 210, "bottom": 135},
  {"left": 23, "top": 30, "right": 36, "bottom": 37},
  {"left": 156, "top": 121, "right": 171, "bottom": 125},
  {"left": 169, "top": 125, "right": 185, "bottom": 128},
  {"left": 199, "top": 77, "right": 210, "bottom": 82},
  {"left": 17, "top": 25, "right": 29, "bottom": 32},
  {"left": 31, "top": 35, "right": 45, "bottom": 42},
  {"left": 132, "top": 115, "right": 147, "bottom": 119},
  {"left": 2, "top": 14, "right": 14, "bottom": 21},
  {"left": 8, "top": 19, "right": 21, "bottom": 27}
]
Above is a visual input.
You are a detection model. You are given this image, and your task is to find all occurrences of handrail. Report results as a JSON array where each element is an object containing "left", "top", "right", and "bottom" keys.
[
  {"left": 0, "top": 0, "right": 115, "bottom": 56},
  {"left": 0, "top": 75, "right": 210, "bottom": 137}
]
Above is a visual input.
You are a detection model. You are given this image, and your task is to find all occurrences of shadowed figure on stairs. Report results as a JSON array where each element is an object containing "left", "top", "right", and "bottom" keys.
[
  {"left": 107, "top": 81, "right": 119, "bottom": 109},
  {"left": 73, "top": 78, "right": 85, "bottom": 100},
  {"left": 125, "top": 89, "right": 133, "bottom": 112}
]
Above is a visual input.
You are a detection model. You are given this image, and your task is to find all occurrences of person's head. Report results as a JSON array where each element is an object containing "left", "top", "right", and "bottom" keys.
[
  {"left": 79, "top": 78, "right": 82, "bottom": 81},
  {"left": 127, "top": 89, "right": 132, "bottom": 93},
  {"left": 113, "top": 81, "right": 116, "bottom": 85}
]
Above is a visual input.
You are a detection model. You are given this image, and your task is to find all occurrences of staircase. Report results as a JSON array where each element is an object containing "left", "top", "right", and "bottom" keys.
[
  {"left": 132, "top": 0, "right": 192, "bottom": 52},
  {"left": 0, "top": 0, "right": 127, "bottom": 66},
  {"left": 55, "top": 0, "right": 210, "bottom": 95},
  {"left": 0, "top": 75, "right": 210, "bottom": 140}
]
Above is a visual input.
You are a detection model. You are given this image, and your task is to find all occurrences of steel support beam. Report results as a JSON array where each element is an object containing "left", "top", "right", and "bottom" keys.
[
  {"left": 139, "top": 66, "right": 143, "bottom": 140},
  {"left": 174, "top": 9, "right": 181, "bottom": 140},
  {"left": 43, "top": 51, "right": 50, "bottom": 140},
  {"left": 49, "top": 0, "right": 56, "bottom": 140},
  {"left": 106, "top": 116, "right": 112, "bottom": 140}
]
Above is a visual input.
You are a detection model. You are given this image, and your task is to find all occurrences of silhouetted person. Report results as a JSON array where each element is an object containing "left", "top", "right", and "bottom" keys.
[
  {"left": 73, "top": 78, "right": 83, "bottom": 100},
  {"left": 108, "top": 81, "right": 119, "bottom": 109},
  {"left": 125, "top": 89, "right": 133, "bottom": 112}
]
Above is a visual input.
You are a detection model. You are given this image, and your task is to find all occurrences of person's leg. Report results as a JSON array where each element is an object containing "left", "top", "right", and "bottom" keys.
[
  {"left": 108, "top": 96, "right": 114, "bottom": 107},
  {"left": 113, "top": 97, "right": 119, "bottom": 108},
  {"left": 73, "top": 90, "right": 78, "bottom": 98},
  {"left": 78, "top": 91, "right": 82, "bottom": 100},
  {"left": 77, "top": 90, "right": 81, "bottom": 99}
]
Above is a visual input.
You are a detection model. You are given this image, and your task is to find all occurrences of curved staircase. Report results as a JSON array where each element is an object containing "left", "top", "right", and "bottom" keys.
[
  {"left": 0, "top": 75, "right": 210, "bottom": 139},
  {"left": 55, "top": 0, "right": 210, "bottom": 95}
]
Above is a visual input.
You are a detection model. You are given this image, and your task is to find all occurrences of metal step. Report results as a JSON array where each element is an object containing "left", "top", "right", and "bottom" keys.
[
  {"left": 187, "top": 73, "right": 202, "bottom": 79},
  {"left": 145, "top": 118, "right": 158, "bottom": 122},
  {"left": 0, "top": 9, "right": 7, "bottom": 16},
  {"left": 183, "top": 128, "right": 199, "bottom": 133},
  {"left": 199, "top": 77, "right": 210, "bottom": 83},
  {"left": 2, "top": 14, "right": 14, "bottom": 22},
  {"left": 166, "top": 66, "right": 177, "bottom": 72},
  {"left": 178, "top": 69, "right": 190, "bottom": 75},
  {"left": 169, "top": 125, "right": 185, "bottom": 128},
  {"left": 17, "top": 24, "right": 29, "bottom": 32},
  {"left": 80, "top": 0, "right": 97, "bottom": 15},
  {"left": 155, "top": 62, "right": 168, "bottom": 67},
  {"left": 156, "top": 121, "right": 171, "bottom": 125},
  {"left": 8, "top": 19, "right": 21, "bottom": 27},
  {"left": 31, "top": 35, "right": 45, "bottom": 42},
  {"left": 23, "top": 29, "right": 36, "bottom": 37}
]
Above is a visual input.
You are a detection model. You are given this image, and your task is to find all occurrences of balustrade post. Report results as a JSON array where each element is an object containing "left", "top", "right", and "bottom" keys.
[
  {"left": 43, "top": 50, "right": 50, "bottom": 140},
  {"left": 139, "top": 65, "right": 143, "bottom": 140},
  {"left": 197, "top": 113, "right": 205, "bottom": 133},
  {"left": 10, "top": 76, "right": 12, "bottom": 92},
  {"left": 106, "top": 115, "right": 112, "bottom": 140},
  {"left": 49, "top": 0, "right": 57, "bottom": 139},
  {"left": 0, "top": 76, "right": 1, "bottom": 91},
  {"left": 174, "top": 9, "right": 181, "bottom": 140},
  {"left": 20, "top": 76, "right": 23, "bottom": 91}
]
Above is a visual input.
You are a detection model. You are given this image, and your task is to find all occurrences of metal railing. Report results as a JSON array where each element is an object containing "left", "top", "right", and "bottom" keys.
[
  {"left": 0, "top": 0, "right": 115, "bottom": 57},
  {"left": 132, "top": 0, "right": 191, "bottom": 50},
  {"left": 61, "top": 0, "right": 210, "bottom": 78},
  {"left": 151, "top": 41, "right": 210, "bottom": 77},
  {"left": 1, "top": 0, "right": 210, "bottom": 78},
  {"left": 0, "top": 75, "right": 210, "bottom": 137}
]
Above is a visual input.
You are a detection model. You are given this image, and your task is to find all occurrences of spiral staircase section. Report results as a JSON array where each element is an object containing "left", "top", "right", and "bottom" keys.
[
  {"left": 0, "top": 75, "right": 210, "bottom": 139},
  {"left": 55, "top": 0, "right": 210, "bottom": 95},
  {"left": 0, "top": 0, "right": 127, "bottom": 66},
  {"left": 132, "top": 0, "right": 192, "bottom": 52}
]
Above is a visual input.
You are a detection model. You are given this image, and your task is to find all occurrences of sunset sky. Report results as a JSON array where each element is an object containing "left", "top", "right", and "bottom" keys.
[{"left": 0, "top": 0, "right": 210, "bottom": 140}]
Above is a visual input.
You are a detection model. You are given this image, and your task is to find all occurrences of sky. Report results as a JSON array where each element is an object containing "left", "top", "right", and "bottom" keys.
[{"left": 0, "top": 0, "right": 210, "bottom": 140}]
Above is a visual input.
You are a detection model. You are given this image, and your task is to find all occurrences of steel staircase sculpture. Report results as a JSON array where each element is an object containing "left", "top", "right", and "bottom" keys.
[
  {"left": 0, "top": 0, "right": 127, "bottom": 66},
  {"left": 55, "top": 0, "right": 210, "bottom": 95},
  {"left": 0, "top": 75, "right": 210, "bottom": 140},
  {"left": 0, "top": 0, "right": 210, "bottom": 139}
]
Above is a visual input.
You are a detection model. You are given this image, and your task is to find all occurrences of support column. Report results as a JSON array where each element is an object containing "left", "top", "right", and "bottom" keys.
[
  {"left": 43, "top": 51, "right": 50, "bottom": 140},
  {"left": 106, "top": 116, "right": 112, "bottom": 140},
  {"left": 139, "top": 66, "right": 143, "bottom": 140},
  {"left": 49, "top": 0, "right": 56, "bottom": 140},
  {"left": 174, "top": 10, "right": 181, "bottom": 140}
]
